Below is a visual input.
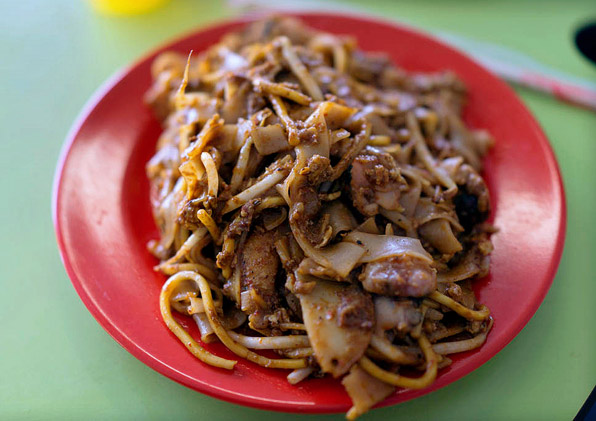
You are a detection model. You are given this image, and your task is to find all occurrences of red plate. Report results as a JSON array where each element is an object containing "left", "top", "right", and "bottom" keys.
[{"left": 53, "top": 12, "right": 566, "bottom": 413}]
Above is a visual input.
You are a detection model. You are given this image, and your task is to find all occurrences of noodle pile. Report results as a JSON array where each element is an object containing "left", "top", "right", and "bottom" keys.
[{"left": 146, "top": 16, "right": 495, "bottom": 419}]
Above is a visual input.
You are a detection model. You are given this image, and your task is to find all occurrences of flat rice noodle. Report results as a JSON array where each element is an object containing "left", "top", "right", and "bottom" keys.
[
  {"left": 252, "top": 124, "right": 291, "bottom": 155},
  {"left": 350, "top": 105, "right": 394, "bottom": 137},
  {"left": 399, "top": 188, "right": 421, "bottom": 218},
  {"left": 342, "top": 364, "right": 395, "bottom": 421},
  {"left": 186, "top": 95, "right": 222, "bottom": 125},
  {"left": 323, "top": 201, "right": 357, "bottom": 237},
  {"left": 344, "top": 231, "right": 432, "bottom": 263},
  {"left": 234, "top": 118, "right": 254, "bottom": 152},
  {"left": 437, "top": 254, "right": 483, "bottom": 283},
  {"left": 279, "top": 102, "right": 333, "bottom": 204},
  {"left": 414, "top": 198, "right": 463, "bottom": 231},
  {"left": 292, "top": 224, "right": 365, "bottom": 278},
  {"left": 298, "top": 280, "right": 372, "bottom": 378},
  {"left": 222, "top": 79, "right": 250, "bottom": 123},
  {"left": 296, "top": 257, "right": 341, "bottom": 281},
  {"left": 356, "top": 217, "right": 381, "bottom": 235},
  {"left": 374, "top": 296, "right": 421, "bottom": 332},
  {"left": 419, "top": 219, "right": 462, "bottom": 255},
  {"left": 398, "top": 171, "right": 422, "bottom": 217},
  {"left": 379, "top": 209, "right": 416, "bottom": 238},
  {"left": 330, "top": 128, "right": 351, "bottom": 145},
  {"left": 158, "top": 183, "right": 181, "bottom": 249},
  {"left": 223, "top": 268, "right": 242, "bottom": 305},
  {"left": 192, "top": 313, "right": 216, "bottom": 343},
  {"left": 298, "top": 102, "right": 331, "bottom": 159},
  {"left": 219, "top": 47, "right": 248, "bottom": 72},
  {"left": 375, "top": 189, "right": 402, "bottom": 211},
  {"left": 217, "top": 124, "right": 239, "bottom": 154},
  {"left": 262, "top": 207, "right": 288, "bottom": 231},
  {"left": 279, "top": 102, "right": 335, "bottom": 228},
  {"left": 318, "top": 102, "right": 357, "bottom": 130},
  {"left": 439, "top": 156, "right": 465, "bottom": 178}
]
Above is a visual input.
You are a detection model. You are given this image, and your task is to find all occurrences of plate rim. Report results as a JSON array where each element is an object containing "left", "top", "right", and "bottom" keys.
[{"left": 52, "top": 11, "right": 567, "bottom": 414}]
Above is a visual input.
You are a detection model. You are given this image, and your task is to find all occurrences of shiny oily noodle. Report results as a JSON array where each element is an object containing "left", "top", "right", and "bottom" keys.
[{"left": 146, "top": 16, "right": 495, "bottom": 419}]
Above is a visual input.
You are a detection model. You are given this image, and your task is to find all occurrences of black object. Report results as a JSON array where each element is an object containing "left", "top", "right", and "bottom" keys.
[
  {"left": 575, "top": 21, "right": 596, "bottom": 66},
  {"left": 575, "top": 385, "right": 596, "bottom": 420},
  {"left": 454, "top": 190, "right": 487, "bottom": 232}
]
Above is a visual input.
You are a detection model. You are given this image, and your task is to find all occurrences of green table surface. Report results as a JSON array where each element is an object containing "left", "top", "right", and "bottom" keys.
[{"left": 2, "top": 0, "right": 595, "bottom": 419}]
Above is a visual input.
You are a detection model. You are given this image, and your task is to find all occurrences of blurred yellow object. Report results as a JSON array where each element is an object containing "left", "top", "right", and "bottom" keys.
[{"left": 89, "top": 0, "right": 169, "bottom": 15}]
